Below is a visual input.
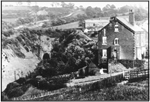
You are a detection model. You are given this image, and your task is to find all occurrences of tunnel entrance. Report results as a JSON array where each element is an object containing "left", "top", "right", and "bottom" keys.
[{"left": 43, "top": 53, "right": 50, "bottom": 60}]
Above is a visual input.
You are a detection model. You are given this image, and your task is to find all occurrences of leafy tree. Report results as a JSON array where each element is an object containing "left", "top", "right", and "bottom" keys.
[
  {"left": 118, "top": 5, "right": 130, "bottom": 13},
  {"left": 102, "top": 4, "right": 111, "bottom": 12},
  {"left": 86, "top": 6, "right": 96, "bottom": 18}
]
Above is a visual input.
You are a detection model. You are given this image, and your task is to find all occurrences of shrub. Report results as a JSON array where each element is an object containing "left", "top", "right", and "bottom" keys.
[
  {"left": 6, "top": 84, "right": 30, "bottom": 98},
  {"left": 2, "top": 30, "right": 14, "bottom": 37},
  {"left": 4, "top": 82, "right": 20, "bottom": 94},
  {"left": 1, "top": 92, "right": 9, "bottom": 101},
  {"left": 15, "top": 77, "right": 26, "bottom": 85}
]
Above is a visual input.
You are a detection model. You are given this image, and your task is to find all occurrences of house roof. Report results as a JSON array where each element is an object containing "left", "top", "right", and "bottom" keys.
[
  {"left": 85, "top": 19, "right": 109, "bottom": 28},
  {"left": 137, "top": 19, "right": 148, "bottom": 33},
  {"left": 116, "top": 17, "right": 144, "bottom": 32},
  {"left": 98, "top": 16, "right": 144, "bottom": 33}
]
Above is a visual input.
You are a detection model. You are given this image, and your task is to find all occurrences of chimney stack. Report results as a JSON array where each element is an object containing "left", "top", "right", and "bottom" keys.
[{"left": 129, "top": 9, "right": 135, "bottom": 25}]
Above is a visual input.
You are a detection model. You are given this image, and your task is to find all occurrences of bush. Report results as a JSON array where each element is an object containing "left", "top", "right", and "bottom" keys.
[
  {"left": 4, "top": 82, "right": 20, "bottom": 94},
  {"left": 2, "top": 30, "right": 14, "bottom": 37},
  {"left": 1, "top": 92, "right": 9, "bottom": 101},
  {"left": 6, "top": 84, "right": 30, "bottom": 98},
  {"left": 15, "top": 77, "right": 26, "bottom": 85}
]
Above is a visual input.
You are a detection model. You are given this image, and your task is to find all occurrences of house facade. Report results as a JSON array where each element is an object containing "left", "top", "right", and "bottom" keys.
[{"left": 98, "top": 10, "right": 147, "bottom": 66}]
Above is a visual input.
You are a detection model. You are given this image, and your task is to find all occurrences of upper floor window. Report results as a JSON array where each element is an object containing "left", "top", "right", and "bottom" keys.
[
  {"left": 103, "top": 29, "right": 106, "bottom": 36},
  {"left": 102, "top": 49, "right": 107, "bottom": 58},
  {"left": 114, "top": 38, "right": 119, "bottom": 45},
  {"left": 102, "top": 36, "right": 107, "bottom": 45},
  {"left": 114, "top": 22, "right": 119, "bottom": 32}
]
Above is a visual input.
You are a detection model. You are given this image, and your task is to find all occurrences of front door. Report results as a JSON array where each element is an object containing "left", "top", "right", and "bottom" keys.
[{"left": 111, "top": 46, "right": 120, "bottom": 60}]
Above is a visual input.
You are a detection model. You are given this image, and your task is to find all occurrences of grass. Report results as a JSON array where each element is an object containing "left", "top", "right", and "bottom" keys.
[
  {"left": 51, "top": 21, "right": 80, "bottom": 30},
  {"left": 2, "top": 18, "right": 18, "bottom": 24},
  {"left": 33, "top": 79, "right": 149, "bottom": 101}
]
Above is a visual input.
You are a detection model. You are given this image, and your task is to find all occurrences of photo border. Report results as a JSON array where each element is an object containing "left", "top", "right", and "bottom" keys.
[{"left": 1, "top": 0, "right": 149, "bottom": 102}]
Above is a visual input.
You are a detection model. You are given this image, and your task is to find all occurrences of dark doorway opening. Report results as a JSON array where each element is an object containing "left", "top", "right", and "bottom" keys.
[{"left": 43, "top": 53, "right": 50, "bottom": 60}]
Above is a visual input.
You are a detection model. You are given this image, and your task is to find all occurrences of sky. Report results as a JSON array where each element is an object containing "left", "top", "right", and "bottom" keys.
[{"left": 2, "top": 2, "right": 148, "bottom": 9}]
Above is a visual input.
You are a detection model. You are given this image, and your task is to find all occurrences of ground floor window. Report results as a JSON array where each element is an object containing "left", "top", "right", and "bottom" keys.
[{"left": 102, "top": 49, "right": 107, "bottom": 58}]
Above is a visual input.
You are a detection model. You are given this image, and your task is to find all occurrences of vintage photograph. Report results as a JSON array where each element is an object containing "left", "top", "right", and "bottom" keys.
[{"left": 1, "top": 1, "right": 149, "bottom": 101}]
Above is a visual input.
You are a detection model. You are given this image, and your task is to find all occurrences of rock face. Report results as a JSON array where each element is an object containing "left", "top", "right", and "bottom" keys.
[
  {"left": 2, "top": 49, "right": 39, "bottom": 91},
  {"left": 2, "top": 31, "right": 53, "bottom": 91}
]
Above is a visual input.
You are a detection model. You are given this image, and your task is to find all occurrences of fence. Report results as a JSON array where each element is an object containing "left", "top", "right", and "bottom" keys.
[
  {"left": 118, "top": 60, "right": 145, "bottom": 68},
  {"left": 10, "top": 69, "right": 149, "bottom": 101},
  {"left": 124, "top": 69, "right": 149, "bottom": 80},
  {"left": 11, "top": 73, "right": 125, "bottom": 100}
]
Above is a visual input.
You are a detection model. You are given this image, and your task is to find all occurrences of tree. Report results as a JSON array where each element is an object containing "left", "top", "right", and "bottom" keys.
[
  {"left": 102, "top": 4, "right": 117, "bottom": 17},
  {"left": 102, "top": 4, "right": 111, "bottom": 12},
  {"left": 67, "top": 3, "right": 75, "bottom": 9},
  {"left": 61, "top": 2, "right": 74, "bottom": 9},
  {"left": 134, "top": 6, "right": 148, "bottom": 21},
  {"left": 85, "top": 6, "right": 96, "bottom": 18},
  {"left": 31, "top": 6, "right": 39, "bottom": 12},
  {"left": 94, "top": 7, "right": 102, "bottom": 17},
  {"left": 110, "top": 4, "right": 116, "bottom": 10},
  {"left": 118, "top": 5, "right": 129, "bottom": 13},
  {"left": 61, "top": 2, "right": 67, "bottom": 8}
]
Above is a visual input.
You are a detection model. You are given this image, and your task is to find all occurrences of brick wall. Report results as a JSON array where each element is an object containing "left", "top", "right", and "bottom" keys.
[{"left": 98, "top": 20, "right": 135, "bottom": 65}]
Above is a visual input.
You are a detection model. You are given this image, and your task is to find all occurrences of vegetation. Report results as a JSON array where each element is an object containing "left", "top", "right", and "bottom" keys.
[
  {"left": 33, "top": 79, "right": 148, "bottom": 101},
  {"left": 3, "top": 3, "right": 147, "bottom": 28},
  {"left": 2, "top": 21, "right": 14, "bottom": 31}
]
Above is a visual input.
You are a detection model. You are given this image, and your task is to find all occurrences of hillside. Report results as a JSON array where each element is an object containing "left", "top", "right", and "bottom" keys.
[
  {"left": 63, "top": 9, "right": 87, "bottom": 18},
  {"left": 2, "top": 28, "right": 53, "bottom": 91}
]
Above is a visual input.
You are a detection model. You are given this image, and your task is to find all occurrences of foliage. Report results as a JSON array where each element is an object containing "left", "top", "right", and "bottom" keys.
[
  {"left": 2, "top": 21, "right": 14, "bottom": 31},
  {"left": 30, "top": 29, "right": 97, "bottom": 78},
  {"left": 33, "top": 78, "right": 148, "bottom": 101},
  {"left": 2, "top": 29, "right": 15, "bottom": 37},
  {"left": 16, "top": 17, "right": 34, "bottom": 26}
]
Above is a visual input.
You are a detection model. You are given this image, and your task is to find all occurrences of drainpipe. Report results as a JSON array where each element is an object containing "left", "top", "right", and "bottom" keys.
[
  {"left": 133, "top": 59, "right": 135, "bottom": 68},
  {"left": 14, "top": 71, "right": 16, "bottom": 81}
]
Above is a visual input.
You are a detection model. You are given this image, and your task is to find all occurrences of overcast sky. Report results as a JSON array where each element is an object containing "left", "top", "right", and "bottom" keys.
[{"left": 2, "top": 2, "right": 148, "bottom": 9}]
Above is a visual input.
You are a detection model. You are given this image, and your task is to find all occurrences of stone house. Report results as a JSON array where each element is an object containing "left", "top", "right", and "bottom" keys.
[{"left": 98, "top": 10, "right": 147, "bottom": 66}]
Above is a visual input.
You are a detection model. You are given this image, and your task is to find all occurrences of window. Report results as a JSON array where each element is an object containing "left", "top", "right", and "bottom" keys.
[
  {"left": 102, "top": 36, "right": 107, "bottom": 45},
  {"left": 103, "top": 29, "right": 106, "bottom": 36},
  {"left": 114, "top": 38, "right": 119, "bottom": 45},
  {"left": 109, "top": 23, "right": 112, "bottom": 28},
  {"left": 102, "top": 49, "right": 107, "bottom": 58},
  {"left": 114, "top": 22, "right": 119, "bottom": 32}
]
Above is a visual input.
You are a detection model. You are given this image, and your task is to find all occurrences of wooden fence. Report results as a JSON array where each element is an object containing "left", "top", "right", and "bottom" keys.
[{"left": 124, "top": 69, "right": 149, "bottom": 80}]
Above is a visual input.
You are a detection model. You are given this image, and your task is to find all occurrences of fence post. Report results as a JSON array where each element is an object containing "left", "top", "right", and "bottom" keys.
[
  {"left": 137, "top": 70, "right": 138, "bottom": 78},
  {"left": 145, "top": 69, "right": 146, "bottom": 76}
]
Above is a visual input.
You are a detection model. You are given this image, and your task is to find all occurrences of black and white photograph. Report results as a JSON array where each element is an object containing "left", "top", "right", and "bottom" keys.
[{"left": 1, "top": 1, "right": 149, "bottom": 101}]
